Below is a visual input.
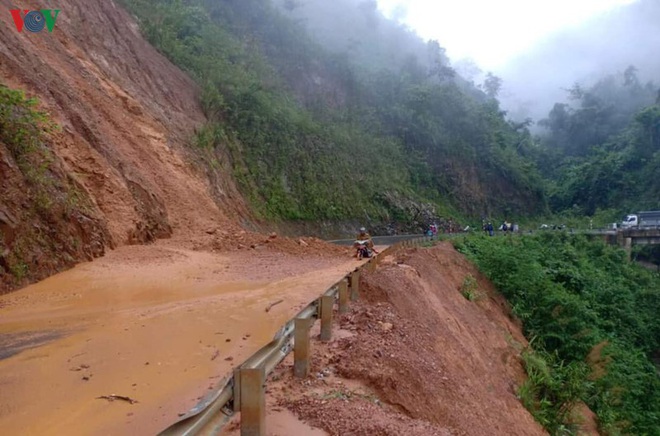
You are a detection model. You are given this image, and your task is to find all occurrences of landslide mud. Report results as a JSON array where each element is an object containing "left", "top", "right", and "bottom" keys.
[
  {"left": 0, "top": 0, "right": 252, "bottom": 292},
  {"left": 0, "top": 242, "right": 359, "bottom": 435},
  {"left": 249, "top": 242, "right": 550, "bottom": 436}
]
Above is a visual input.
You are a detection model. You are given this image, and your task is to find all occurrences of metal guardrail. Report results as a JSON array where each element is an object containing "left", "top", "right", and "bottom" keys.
[
  {"left": 327, "top": 233, "right": 426, "bottom": 246},
  {"left": 158, "top": 237, "right": 433, "bottom": 436}
]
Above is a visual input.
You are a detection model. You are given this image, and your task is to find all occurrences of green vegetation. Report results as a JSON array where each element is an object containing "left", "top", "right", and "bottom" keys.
[
  {"left": 455, "top": 233, "right": 660, "bottom": 434},
  {"left": 537, "top": 69, "right": 660, "bottom": 215},
  {"left": 119, "top": 0, "right": 546, "bottom": 222},
  {"left": 0, "top": 85, "right": 55, "bottom": 184},
  {"left": 518, "top": 348, "right": 589, "bottom": 434},
  {"left": 460, "top": 273, "right": 483, "bottom": 301},
  {"left": 0, "top": 84, "right": 92, "bottom": 288}
]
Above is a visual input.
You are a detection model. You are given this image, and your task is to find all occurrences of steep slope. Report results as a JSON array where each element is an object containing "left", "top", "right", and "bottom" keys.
[
  {"left": 227, "top": 243, "right": 598, "bottom": 435},
  {"left": 0, "top": 0, "right": 247, "bottom": 291},
  {"left": 120, "top": 0, "right": 547, "bottom": 223}
]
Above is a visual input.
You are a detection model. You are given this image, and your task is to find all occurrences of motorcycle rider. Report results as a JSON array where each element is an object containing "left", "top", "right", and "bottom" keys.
[{"left": 355, "top": 227, "right": 378, "bottom": 254}]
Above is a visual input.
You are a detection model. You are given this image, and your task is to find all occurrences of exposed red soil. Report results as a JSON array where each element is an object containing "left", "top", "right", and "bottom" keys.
[
  {"left": 229, "top": 242, "right": 549, "bottom": 436},
  {"left": 0, "top": 0, "right": 251, "bottom": 292}
]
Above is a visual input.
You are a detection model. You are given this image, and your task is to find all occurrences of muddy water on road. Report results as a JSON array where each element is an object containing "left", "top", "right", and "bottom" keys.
[{"left": 0, "top": 245, "right": 362, "bottom": 435}]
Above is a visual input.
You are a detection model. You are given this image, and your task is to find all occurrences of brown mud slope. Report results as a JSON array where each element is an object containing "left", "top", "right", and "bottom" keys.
[
  {"left": 0, "top": 0, "right": 247, "bottom": 291},
  {"left": 264, "top": 242, "right": 547, "bottom": 435}
]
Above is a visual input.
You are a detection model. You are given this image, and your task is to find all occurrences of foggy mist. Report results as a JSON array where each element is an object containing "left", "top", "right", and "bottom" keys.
[
  {"left": 276, "top": 0, "right": 659, "bottom": 128},
  {"left": 497, "top": 0, "right": 660, "bottom": 125}
]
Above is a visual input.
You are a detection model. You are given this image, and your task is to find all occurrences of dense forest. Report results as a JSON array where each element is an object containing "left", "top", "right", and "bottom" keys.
[
  {"left": 117, "top": 0, "right": 660, "bottom": 229},
  {"left": 119, "top": 0, "right": 546, "bottom": 227},
  {"left": 536, "top": 67, "right": 660, "bottom": 218}
]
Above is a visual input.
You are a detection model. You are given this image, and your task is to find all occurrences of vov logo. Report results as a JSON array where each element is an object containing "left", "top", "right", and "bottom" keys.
[{"left": 10, "top": 9, "right": 61, "bottom": 33}]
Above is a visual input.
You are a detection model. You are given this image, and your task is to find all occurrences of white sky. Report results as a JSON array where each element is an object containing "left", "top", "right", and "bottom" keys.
[{"left": 376, "top": 0, "right": 639, "bottom": 71}]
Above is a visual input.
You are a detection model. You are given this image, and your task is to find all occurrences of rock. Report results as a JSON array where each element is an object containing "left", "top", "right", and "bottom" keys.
[
  {"left": 205, "top": 228, "right": 217, "bottom": 235},
  {"left": 269, "top": 232, "right": 278, "bottom": 239},
  {"left": 0, "top": 208, "right": 18, "bottom": 228},
  {"left": 298, "top": 239, "right": 308, "bottom": 247},
  {"left": 380, "top": 322, "right": 393, "bottom": 332}
]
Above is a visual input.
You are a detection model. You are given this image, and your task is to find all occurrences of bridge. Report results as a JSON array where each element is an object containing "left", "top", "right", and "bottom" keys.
[{"left": 595, "top": 228, "right": 660, "bottom": 256}]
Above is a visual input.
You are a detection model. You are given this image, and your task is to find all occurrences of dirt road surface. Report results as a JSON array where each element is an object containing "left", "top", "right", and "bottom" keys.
[{"left": 0, "top": 241, "right": 361, "bottom": 435}]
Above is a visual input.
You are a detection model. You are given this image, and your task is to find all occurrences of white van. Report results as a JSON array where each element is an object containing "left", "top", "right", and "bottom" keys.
[{"left": 621, "top": 215, "right": 638, "bottom": 228}]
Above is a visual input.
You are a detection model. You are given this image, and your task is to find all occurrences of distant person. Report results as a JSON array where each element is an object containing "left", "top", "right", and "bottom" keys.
[
  {"left": 512, "top": 223, "right": 519, "bottom": 233},
  {"left": 486, "top": 222, "right": 494, "bottom": 236},
  {"left": 501, "top": 221, "right": 508, "bottom": 232},
  {"left": 355, "top": 227, "right": 377, "bottom": 253},
  {"left": 354, "top": 227, "right": 373, "bottom": 259}
]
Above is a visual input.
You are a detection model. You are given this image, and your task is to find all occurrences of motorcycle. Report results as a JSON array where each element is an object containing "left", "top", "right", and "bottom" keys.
[{"left": 353, "top": 240, "right": 373, "bottom": 260}]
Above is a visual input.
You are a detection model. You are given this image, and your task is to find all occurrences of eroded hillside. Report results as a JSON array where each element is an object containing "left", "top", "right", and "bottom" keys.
[
  {"left": 0, "top": 0, "right": 247, "bottom": 291},
  {"left": 225, "top": 243, "right": 601, "bottom": 435}
]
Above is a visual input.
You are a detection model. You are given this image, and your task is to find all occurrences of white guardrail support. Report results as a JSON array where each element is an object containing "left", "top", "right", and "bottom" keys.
[
  {"left": 239, "top": 367, "right": 266, "bottom": 436},
  {"left": 349, "top": 269, "right": 360, "bottom": 301},
  {"left": 338, "top": 278, "right": 349, "bottom": 314},
  {"left": 319, "top": 294, "right": 334, "bottom": 342},
  {"left": 294, "top": 316, "right": 313, "bottom": 378}
]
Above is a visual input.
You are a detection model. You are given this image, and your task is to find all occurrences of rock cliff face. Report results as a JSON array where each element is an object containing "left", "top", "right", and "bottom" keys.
[{"left": 0, "top": 0, "right": 246, "bottom": 291}]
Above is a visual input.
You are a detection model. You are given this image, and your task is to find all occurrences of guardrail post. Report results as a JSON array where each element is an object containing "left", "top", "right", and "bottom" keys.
[
  {"left": 240, "top": 367, "right": 265, "bottom": 436},
  {"left": 350, "top": 270, "right": 360, "bottom": 301},
  {"left": 338, "top": 279, "right": 349, "bottom": 314},
  {"left": 320, "top": 295, "right": 333, "bottom": 342},
  {"left": 233, "top": 367, "right": 242, "bottom": 411},
  {"left": 294, "top": 317, "right": 312, "bottom": 378}
]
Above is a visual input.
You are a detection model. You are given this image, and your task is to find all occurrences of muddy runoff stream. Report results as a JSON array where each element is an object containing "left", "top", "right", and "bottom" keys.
[{"left": 0, "top": 243, "right": 363, "bottom": 435}]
